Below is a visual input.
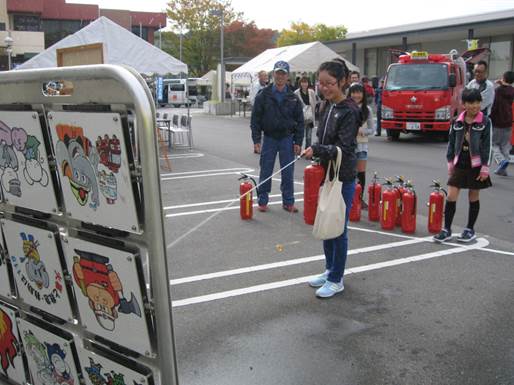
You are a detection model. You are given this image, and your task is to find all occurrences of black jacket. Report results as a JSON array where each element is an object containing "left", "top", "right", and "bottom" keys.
[
  {"left": 250, "top": 85, "right": 304, "bottom": 145},
  {"left": 312, "top": 99, "right": 361, "bottom": 182}
]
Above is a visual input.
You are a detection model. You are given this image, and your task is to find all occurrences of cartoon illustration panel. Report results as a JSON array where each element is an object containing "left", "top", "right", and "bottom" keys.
[
  {"left": 17, "top": 317, "right": 79, "bottom": 385},
  {"left": 47, "top": 111, "right": 141, "bottom": 234},
  {"left": 0, "top": 302, "right": 27, "bottom": 385},
  {"left": 62, "top": 237, "right": 152, "bottom": 355},
  {"left": 77, "top": 345, "right": 151, "bottom": 385},
  {"left": 0, "top": 111, "right": 59, "bottom": 214},
  {"left": 2, "top": 220, "right": 74, "bottom": 322},
  {"left": 0, "top": 229, "right": 11, "bottom": 298}
]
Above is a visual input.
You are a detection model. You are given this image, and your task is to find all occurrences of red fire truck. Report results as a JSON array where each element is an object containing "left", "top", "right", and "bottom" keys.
[{"left": 381, "top": 50, "right": 467, "bottom": 140}]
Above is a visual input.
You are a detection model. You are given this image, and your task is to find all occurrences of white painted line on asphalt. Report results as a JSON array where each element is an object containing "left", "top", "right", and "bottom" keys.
[
  {"left": 476, "top": 247, "right": 514, "bottom": 256},
  {"left": 165, "top": 198, "right": 305, "bottom": 218},
  {"left": 160, "top": 153, "right": 204, "bottom": 160},
  {"left": 162, "top": 171, "right": 250, "bottom": 181},
  {"left": 170, "top": 237, "right": 429, "bottom": 285},
  {"left": 163, "top": 192, "right": 303, "bottom": 210},
  {"left": 246, "top": 173, "right": 304, "bottom": 186},
  {"left": 161, "top": 167, "right": 253, "bottom": 177},
  {"left": 171, "top": 237, "right": 489, "bottom": 307}
]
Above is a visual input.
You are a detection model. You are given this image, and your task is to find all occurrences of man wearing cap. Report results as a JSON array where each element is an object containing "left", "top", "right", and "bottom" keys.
[{"left": 251, "top": 60, "right": 304, "bottom": 213}]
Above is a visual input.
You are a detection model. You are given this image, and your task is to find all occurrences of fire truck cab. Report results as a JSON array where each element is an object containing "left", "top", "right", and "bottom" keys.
[{"left": 381, "top": 50, "right": 467, "bottom": 140}]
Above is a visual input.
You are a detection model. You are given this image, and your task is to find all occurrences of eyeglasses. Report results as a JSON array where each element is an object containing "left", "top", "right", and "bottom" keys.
[{"left": 319, "top": 80, "right": 338, "bottom": 88}]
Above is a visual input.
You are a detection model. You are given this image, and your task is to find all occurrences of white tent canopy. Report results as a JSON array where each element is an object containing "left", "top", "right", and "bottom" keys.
[
  {"left": 200, "top": 70, "right": 251, "bottom": 86},
  {"left": 232, "top": 41, "right": 358, "bottom": 80},
  {"left": 17, "top": 17, "right": 188, "bottom": 75}
]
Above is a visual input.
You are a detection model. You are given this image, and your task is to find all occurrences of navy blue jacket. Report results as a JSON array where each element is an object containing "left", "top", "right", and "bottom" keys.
[{"left": 250, "top": 85, "right": 304, "bottom": 145}]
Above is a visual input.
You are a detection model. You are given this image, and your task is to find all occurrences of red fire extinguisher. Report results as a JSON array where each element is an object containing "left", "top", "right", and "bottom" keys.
[
  {"left": 303, "top": 160, "right": 325, "bottom": 225},
  {"left": 427, "top": 180, "right": 447, "bottom": 234},
  {"left": 239, "top": 174, "right": 257, "bottom": 220},
  {"left": 401, "top": 181, "right": 417, "bottom": 234},
  {"left": 368, "top": 172, "right": 381, "bottom": 222},
  {"left": 380, "top": 178, "right": 397, "bottom": 230},
  {"left": 394, "top": 175, "right": 406, "bottom": 227},
  {"left": 349, "top": 181, "right": 362, "bottom": 222}
]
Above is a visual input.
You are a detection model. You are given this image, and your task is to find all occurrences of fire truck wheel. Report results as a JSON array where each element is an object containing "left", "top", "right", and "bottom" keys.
[{"left": 387, "top": 130, "right": 400, "bottom": 141}]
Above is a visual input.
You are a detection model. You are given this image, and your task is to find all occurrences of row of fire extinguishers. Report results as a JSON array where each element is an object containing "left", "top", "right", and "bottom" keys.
[
  {"left": 302, "top": 161, "right": 448, "bottom": 235},
  {"left": 239, "top": 162, "right": 448, "bottom": 236}
]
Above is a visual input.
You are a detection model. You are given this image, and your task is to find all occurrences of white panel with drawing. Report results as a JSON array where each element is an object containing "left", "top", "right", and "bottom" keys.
[
  {"left": 0, "top": 228, "right": 11, "bottom": 298},
  {"left": 62, "top": 236, "right": 152, "bottom": 355},
  {"left": 0, "top": 111, "right": 59, "bottom": 214},
  {"left": 47, "top": 111, "right": 141, "bottom": 233},
  {"left": 77, "top": 344, "right": 152, "bottom": 385},
  {"left": 0, "top": 302, "right": 27, "bottom": 385},
  {"left": 2, "top": 220, "right": 74, "bottom": 321},
  {"left": 17, "top": 317, "right": 80, "bottom": 385}
]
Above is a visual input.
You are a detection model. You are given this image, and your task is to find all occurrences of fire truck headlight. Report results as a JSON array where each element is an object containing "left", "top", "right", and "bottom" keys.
[
  {"left": 435, "top": 106, "right": 451, "bottom": 121},
  {"left": 382, "top": 106, "right": 394, "bottom": 119}
]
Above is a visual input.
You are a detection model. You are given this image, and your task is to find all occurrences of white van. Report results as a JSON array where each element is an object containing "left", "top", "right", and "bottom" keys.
[{"left": 164, "top": 79, "right": 188, "bottom": 107}]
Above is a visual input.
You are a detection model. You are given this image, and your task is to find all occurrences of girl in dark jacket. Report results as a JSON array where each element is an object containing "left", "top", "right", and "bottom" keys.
[
  {"left": 304, "top": 60, "right": 360, "bottom": 298},
  {"left": 433, "top": 88, "right": 492, "bottom": 243}
]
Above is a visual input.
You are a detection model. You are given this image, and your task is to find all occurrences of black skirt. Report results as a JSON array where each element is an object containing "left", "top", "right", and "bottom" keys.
[{"left": 448, "top": 166, "right": 492, "bottom": 190}]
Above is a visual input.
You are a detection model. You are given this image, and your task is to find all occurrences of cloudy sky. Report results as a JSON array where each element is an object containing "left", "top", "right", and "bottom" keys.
[{"left": 69, "top": 0, "right": 514, "bottom": 32}]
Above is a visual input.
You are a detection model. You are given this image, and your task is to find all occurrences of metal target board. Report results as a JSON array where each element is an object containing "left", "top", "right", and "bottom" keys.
[
  {"left": 0, "top": 228, "right": 10, "bottom": 298},
  {"left": 77, "top": 344, "right": 152, "bottom": 385},
  {"left": 0, "top": 302, "right": 27, "bottom": 385},
  {"left": 0, "top": 111, "right": 59, "bottom": 214},
  {"left": 47, "top": 111, "right": 141, "bottom": 234},
  {"left": 62, "top": 236, "right": 153, "bottom": 355},
  {"left": 2, "top": 219, "right": 74, "bottom": 322},
  {"left": 17, "top": 317, "right": 80, "bottom": 385}
]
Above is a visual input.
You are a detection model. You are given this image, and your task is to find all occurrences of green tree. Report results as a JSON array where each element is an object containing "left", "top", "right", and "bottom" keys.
[
  {"left": 277, "top": 22, "right": 347, "bottom": 47},
  {"left": 165, "top": 0, "right": 242, "bottom": 76}
]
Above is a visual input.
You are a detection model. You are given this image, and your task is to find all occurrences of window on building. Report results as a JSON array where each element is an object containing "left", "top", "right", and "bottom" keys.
[
  {"left": 365, "top": 48, "right": 377, "bottom": 77},
  {"left": 42, "top": 19, "right": 90, "bottom": 48},
  {"left": 132, "top": 26, "right": 149, "bottom": 41},
  {"left": 489, "top": 40, "right": 512, "bottom": 80},
  {"left": 13, "top": 14, "right": 41, "bottom": 31},
  {"left": 0, "top": 22, "right": 6, "bottom": 31}
]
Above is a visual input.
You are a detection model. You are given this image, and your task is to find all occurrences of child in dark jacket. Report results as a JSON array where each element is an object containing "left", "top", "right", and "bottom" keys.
[
  {"left": 433, "top": 88, "right": 492, "bottom": 243},
  {"left": 490, "top": 70, "right": 514, "bottom": 176}
]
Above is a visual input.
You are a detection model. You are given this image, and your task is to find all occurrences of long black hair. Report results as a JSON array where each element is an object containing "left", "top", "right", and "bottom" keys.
[{"left": 349, "top": 83, "right": 369, "bottom": 121}]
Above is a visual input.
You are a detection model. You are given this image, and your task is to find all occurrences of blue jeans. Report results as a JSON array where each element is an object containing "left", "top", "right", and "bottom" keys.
[
  {"left": 324, "top": 181, "right": 356, "bottom": 283},
  {"left": 257, "top": 135, "right": 295, "bottom": 206}
]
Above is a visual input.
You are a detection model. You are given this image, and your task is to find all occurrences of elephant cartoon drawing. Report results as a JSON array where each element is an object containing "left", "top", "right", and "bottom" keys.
[
  {"left": 56, "top": 131, "right": 99, "bottom": 210},
  {"left": 11, "top": 126, "right": 49, "bottom": 187}
]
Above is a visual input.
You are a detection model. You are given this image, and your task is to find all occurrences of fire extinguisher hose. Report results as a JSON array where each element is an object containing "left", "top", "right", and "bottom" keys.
[{"left": 167, "top": 154, "right": 305, "bottom": 250}]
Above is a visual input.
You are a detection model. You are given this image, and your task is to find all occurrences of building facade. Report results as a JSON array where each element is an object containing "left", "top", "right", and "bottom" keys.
[
  {"left": 1, "top": 0, "right": 166, "bottom": 70},
  {"left": 325, "top": 9, "right": 514, "bottom": 81}
]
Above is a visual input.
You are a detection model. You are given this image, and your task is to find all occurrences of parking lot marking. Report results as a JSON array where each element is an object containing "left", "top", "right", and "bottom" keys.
[
  {"left": 162, "top": 171, "right": 253, "bottom": 181},
  {"left": 476, "top": 247, "right": 514, "bottom": 256},
  {"left": 246, "top": 173, "right": 304, "bottom": 186},
  {"left": 170, "top": 238, "right": 429, "bottom": 285},
  {"left": 171, "top": 238, "right": 489, "bottom": 307},
  {"left": 161, "top": 167, "right": 253, "bottom": 177},
  {"left": 163, "top": 192, "right": 303, "bottom": 210},
  {"left": 160, "top": 152, "right": 204, "bottom": 160},
  {"left": 165, "top": 198, "right": 305, "bottom": 218}
]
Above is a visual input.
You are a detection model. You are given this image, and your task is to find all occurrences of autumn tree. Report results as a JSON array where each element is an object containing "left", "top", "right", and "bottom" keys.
[
  {"left": 224, "top": 20, "right": 276, "bottom": 59},
  {"left": 277, "top": 22, "right": 347, "bottom": 47},
  {"left": 165, "top": 0, "right": 241, "bottom": 76},
  {"left": 163, "top": 0, "right": 276, "bottom": 76}
]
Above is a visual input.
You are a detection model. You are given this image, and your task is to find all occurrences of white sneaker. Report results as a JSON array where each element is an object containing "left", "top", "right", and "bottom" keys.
[
  {"left": 315, "top": 280, "right": 344, "bottom": 298},
  {"left": 308, "top": 270, "right": 329, "bottom": 288}
]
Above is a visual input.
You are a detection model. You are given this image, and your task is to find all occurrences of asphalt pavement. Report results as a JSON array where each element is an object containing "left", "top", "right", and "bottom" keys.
[{"left": 159, "top": 107, "right": 514, "bottom": 385}]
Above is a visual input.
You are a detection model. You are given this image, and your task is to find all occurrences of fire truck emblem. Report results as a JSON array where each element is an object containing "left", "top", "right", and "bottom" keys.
[
  {"left": 410, "top": 96, "right": 417, "bottom": 103},
  {"left": 0, "top": 308, "right": 19, "bottom": 376},
  {"left": 72, "top": 249, "right": 141, "bottom": 331}
]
